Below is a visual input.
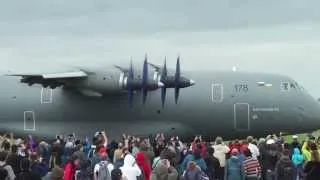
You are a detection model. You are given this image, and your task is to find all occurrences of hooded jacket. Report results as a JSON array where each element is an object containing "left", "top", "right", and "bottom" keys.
[
  {"left": 224, "top": 156, "right": 245, "bottom": 180},
  {"left": 120, "top": 154, "right": 141, "bottom": 180},
  {"left": 136, "top": 152, "right": 152, "bottom": 180},
  {"left": 292, "top": 148, "right": 304, "bottom": 166},
  {"left": 151, "top": 161, "right": 178, "bottom": 180},
  {"left": 213, "top": 144, "right": 230, "bottom": 167}
]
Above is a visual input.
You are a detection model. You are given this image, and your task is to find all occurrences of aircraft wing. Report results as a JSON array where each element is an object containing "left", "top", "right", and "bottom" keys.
[
  {"left": 6, "top": 70, "right": 88, "bottom": 88},
  {"left": 8, "top": 71, "right": 87, "bottom": 79}
]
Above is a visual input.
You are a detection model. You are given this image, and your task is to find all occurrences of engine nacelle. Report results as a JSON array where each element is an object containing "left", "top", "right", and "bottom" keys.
[{"left": 78, "top": 69, "right": 124, "bottom": 94}]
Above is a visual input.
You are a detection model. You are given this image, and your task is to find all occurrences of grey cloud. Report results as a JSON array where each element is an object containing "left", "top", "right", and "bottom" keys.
[{"left": 1, "top": 0, "right": 320, "bottom": 36}]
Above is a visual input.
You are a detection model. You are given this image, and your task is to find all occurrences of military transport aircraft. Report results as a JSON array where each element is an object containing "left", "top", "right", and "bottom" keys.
[{"left": 1, "top": 56, "right": 320, "bottom": 140}]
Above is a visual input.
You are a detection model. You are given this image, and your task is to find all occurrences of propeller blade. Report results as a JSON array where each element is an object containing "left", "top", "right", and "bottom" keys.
[
  {"left": 142, "top": 55, "right": 148, "bottom": 104},
  {"left": 175, "top": 56, "right": 181, "bottom": 84},
  {"left": 162, "top": 56, "right": 167, "bottom": 79},
  {"left": 175, "top": 87, "right": 180, "bottom": 104},
  {"left": 161, "top": 87, "right": 167, "bottom": 108},
  {"left": 128, "top": 58, "right": 134, "bottom": 108},
  {"left": 129, "top": 59, "right": 134, "bottom": 80}
]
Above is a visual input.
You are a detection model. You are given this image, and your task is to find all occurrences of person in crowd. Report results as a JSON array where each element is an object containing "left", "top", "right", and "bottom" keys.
[
  {"left": 191, "top": 136, "right": 207, "bottom": 158},
  {"left": 50, "top": 141, "right": 63, "bottom": 169},
  {"left": 16, "top": 158, "right": 42, "bottom": 180},
  {"left": 291, "top": 147, "right": 304, "bottom": 180},
  {"left": 5, "top": 144, "right": 20, "bottom": 175},
  {"left": 120, "top": 154, "right": 141, "bottom": 180},
  {"left": 301, "top": 137, "right": 317, "bottom": 163},
  {"left": 136, "top": 152, "right": 152, "bottom": 180},
  {"left": 243, "top": 149, "right": 261, "bottom": 180},
  {"left": 0, "top": 151, "right": 16, "bottom": 180},
  {"left": 182, "top": 161, "right": 203, "bottom": 180},
  {"left": 247, "top": 136, "right": 260, "bottom": 160},
  {"left": 274, "top": 149, "right": 295, "bottom": 180},
  {"left": 30, "top": 152, "right": 49, "bottom": 178},
  {"left": 212, "top": 137, "right": 230, "bottom": 180},
  {"left": 239, "top": 140, "right": 248, "bottom": 154},
  {"left": 114, "top": 143, "right": 124, "bottom": 164},
  {"left": 75, "top": 160, "right": 92, "bottom": 180},
  {"left": 131, "top": 143, "right": 140, "bottom": 158},
  {"left": 139, "top": 141, "right": 155, "bottom": 167},
  {"left": 73, "top": 143, "right": 87, "bottom": 169},
  {"left": 39, "top": 141, "right": 51, "bottom": 165},
  {"left": 63, "top": 154, "right": 80, "bottom": 180},
  {"left": 291, "top": 135, "right": 301, "bottom": 151},
  {"left": 151, "top": 159, "right": 178, "bottom": 180},
  {"left": 193, "top": 150, "right": 207, "bottom": 172},
  {"left": 94, "top": 147, "right": 114, "bottom": 180},
  {"left": 49, "top": 166, "right": 64, "bottom": 180},
  {"left": 204, "top": 147, "right": 220, "bottom": 180},
  {"left": 303, "top": 144, "right": 320, "bottom": 180},
  {"left": 260, "top": 138, "right": 280, "bottom": 180},
  {"left": 111, "top": 168, "right": 125, "bottom": 180},
  {"left": 224, "top": 149, "right": 245, "bottom": 180}
]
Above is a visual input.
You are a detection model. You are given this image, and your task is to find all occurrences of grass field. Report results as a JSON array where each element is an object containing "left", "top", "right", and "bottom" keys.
[{"left": 283, "top": 130, "right": 320, "bottom": 143}]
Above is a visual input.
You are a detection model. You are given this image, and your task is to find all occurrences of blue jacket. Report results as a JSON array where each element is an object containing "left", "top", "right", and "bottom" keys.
[
  {"left": 292, "top": 148, "right": 304, "bottom": 166},
  {"left": 225, "top": 156, "right": 245, "bottom": 180}
]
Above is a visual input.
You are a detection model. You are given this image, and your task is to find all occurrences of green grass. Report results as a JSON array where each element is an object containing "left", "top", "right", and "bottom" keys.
[{"left": 283, "top": 130, "right": 320, "bottom": 143}]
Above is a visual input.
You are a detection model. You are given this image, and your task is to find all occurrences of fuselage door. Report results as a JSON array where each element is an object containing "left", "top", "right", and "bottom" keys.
[
  {"left": 24, "top": 111, "right": 35, "bottom": 131},
  {"left": 234, "top": 103, "right": 250, "bottom": 131}
]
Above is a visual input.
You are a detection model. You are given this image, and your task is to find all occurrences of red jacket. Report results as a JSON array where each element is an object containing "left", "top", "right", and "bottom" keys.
[
  {"left": 63, "top": 162, "right": 75, "bottom": 180},
  {"left": 192, "top": 142, "right": 207, "bottom": 158},
  {"left": 136, "top": 152, "right": 151, "bottom": 180}
]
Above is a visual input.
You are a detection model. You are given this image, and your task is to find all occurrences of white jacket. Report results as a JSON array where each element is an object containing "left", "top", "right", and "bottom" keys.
[
  {"left": 248, "top": 143, "right": 260, "bottom": 160},
  {"left": 120, "top": 154, "right": 142, "bottom": 180},
  {"left": 213, "top": 144, "right": 230, "bottom": 167}
]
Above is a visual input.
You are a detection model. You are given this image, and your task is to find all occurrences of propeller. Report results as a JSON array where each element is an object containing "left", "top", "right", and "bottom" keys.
[
  {"left": 127, "top": 59, "right": 134, "bottom": 108},
  {"left": 142, "top": 55, "right": 148, "bottom": 104},
  {"left": 160, "top": 57, "right": 167, "bottom": 107},
  {"left": 174, "top": 56, "right": 181, "bottom": 104}
]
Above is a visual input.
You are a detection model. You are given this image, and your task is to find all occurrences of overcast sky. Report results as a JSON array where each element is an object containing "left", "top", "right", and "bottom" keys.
[{"left": 0, "top": 0, "right": 320, "bottom": 97}]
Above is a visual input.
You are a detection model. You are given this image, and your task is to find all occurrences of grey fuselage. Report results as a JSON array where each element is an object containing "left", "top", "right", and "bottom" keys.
[{"left": 1, "top": 70, "right": 320, "bottom": 141}]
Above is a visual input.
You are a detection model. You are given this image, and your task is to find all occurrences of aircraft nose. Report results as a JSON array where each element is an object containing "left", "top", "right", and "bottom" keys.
[{"left": 190, "top": 79, "right": 195, "bottom": 86}]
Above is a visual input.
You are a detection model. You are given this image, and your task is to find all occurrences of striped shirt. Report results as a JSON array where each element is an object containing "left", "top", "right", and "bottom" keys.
[{"left": 243, "top": 157, "right": 261, "bottom": 178}]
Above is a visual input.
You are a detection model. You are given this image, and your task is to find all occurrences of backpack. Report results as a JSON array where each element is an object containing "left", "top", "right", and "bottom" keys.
[
  {"left": 183, "top": 169, "right": 209, "bottom": 180},
  {"left": 278, "top": 160, "right": 294, "bottom": 180},
  {"left": 97, "top": 161, "right": 111, "bottom": 180},
  {"left": 0, "top": 164, "right": 8, "bottom": 178},
  {"left": 76, "top": 169, "right": 91, "bottom": 180},
  {"left": 31, "top": 162, "right": 49, "bottom": 177}
]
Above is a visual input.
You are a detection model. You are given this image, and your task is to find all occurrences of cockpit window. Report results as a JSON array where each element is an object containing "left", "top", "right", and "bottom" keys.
[
  {"left": 281, "top": 82, "right": 290, "bottom": 91},
  {"left": 281, "top": 80, "right": 304, "bottom": 91}
]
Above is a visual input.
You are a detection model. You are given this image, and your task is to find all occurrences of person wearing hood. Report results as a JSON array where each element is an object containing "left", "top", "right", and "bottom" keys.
[
  {"left": 182, "top": 161, "right": 203, "bottom": 180},
  {"left": 16, "top": 158, "right": 42, "bottom": 180},
  {"left": 224, "top": 149, "right": 245, "bottom": 180},
  {"left": 291, "top": 148, "right": 304, "bottom": 180},
  {"left": 136, "top": 152, "right": 152, "bottom": 180},
  {"left": 151, "top": 159, "right": 178, "bottom": 180},
  {"left": 120, "top": 154, "right": 141, "bottom": 180}
]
